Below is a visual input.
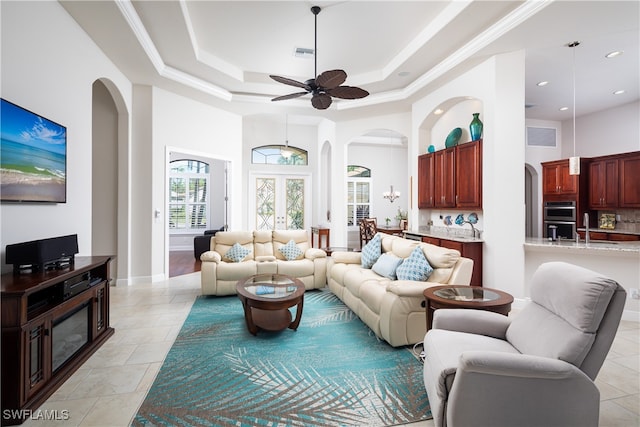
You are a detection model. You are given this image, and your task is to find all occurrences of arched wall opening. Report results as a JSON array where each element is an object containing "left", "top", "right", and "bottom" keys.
[{"left": 92, "top": 78, "right": 129, "bottom": 282}]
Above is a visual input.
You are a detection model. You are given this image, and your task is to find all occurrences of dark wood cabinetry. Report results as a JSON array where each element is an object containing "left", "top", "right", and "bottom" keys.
[
  {"left": 619, "top": 154, "right": 640, "bottom": 208},
  {"left": 542, "top": 160, "right": 577, "bottom": 196},
  {"left": 589, "top": 158, "right": 619, "bottom": 208},
  {"left": 418, "top": 140, "right": 482, "bottom": 210},
  {"left": 421, "top": 236, "right": 483, "bottom": 286},
  {"left": 418, "top": 153, "right": 435, "bottom": 208},
  {"left": 455, "top": 140, "right": 483, "bottom": 208},
  {"left": 1, "top": 256, "right": 114, "bottom": 426},
  {"left": 577, "top": 230, "right": 640, "bottom": 242}
]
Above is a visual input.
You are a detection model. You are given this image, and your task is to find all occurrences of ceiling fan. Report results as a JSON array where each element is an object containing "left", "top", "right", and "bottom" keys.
[{"left": 270, "top": 5, "right": 369, "bottom": 110}]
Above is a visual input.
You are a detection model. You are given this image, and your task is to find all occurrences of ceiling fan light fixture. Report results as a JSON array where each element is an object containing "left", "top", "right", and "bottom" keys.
[{"left": 269, "top": 5, "right": 369, "bottom": 110}]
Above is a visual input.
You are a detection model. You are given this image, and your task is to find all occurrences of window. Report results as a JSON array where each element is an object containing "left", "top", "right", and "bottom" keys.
[
  {"left": 252, "top": 145, "right": 308, "bottom": 165},
  {"left": 169, "top": 160, "right": 209, "bottom": 231},
  {"left": 347, "top": 165, "right": 372, "bottom": 226}
]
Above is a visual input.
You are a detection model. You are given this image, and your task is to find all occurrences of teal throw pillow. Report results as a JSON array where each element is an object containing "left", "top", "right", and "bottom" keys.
[
  {"left": 396, "top": 246, "right": 433, "bottom": 281},
  {"left": 224, "top": 242, "right": 251, "bottom": 262},
  {"left": 372, "top": 253, "right": 404, "bottom": 280},
  {"left": 361, "top": 233, "right": 381, "bottom": 269},
  {"left": 279, "top": 239, "right": 304, "bottom": 261}
]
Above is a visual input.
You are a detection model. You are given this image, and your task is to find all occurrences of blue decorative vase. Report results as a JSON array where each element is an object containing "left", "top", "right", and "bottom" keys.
[
  {"left": 427, "top": 144, "right": 435, "bottom": 153},
  {"left": 469, "top": 113, "right": 483, "bottom": 141}
]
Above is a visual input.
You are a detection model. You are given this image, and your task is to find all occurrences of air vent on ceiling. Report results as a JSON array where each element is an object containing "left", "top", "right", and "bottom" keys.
[
  {"left": 526, "top": 126, "right": 556, "bottom": 147},
  {"left": 294, "top": 47, "right": 314, "bottom": 58}
]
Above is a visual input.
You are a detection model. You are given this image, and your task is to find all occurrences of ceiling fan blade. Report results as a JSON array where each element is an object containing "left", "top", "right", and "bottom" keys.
[
  {"left": 269, "top": 75, "right": 310, "bottom": 90},
  {"left": 311, "top": 93, "right": 332, "bottom": 110},
  {"left": 271, "top": 92, "right": 308, "bottom": 102},
  {"left": 326, "top": 86, "right": 369, "bottom": 99},
  {"left": 316, "top": 69, "right": 347, "bottom": 89}
]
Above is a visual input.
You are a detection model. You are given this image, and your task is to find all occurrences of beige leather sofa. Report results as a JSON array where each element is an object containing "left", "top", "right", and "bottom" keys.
[
  {"left": 200, "top": 230, "right": 327, "bottom": 296},
  {"left": 327, "top": 233, "right": 473, "bottom": 347}
]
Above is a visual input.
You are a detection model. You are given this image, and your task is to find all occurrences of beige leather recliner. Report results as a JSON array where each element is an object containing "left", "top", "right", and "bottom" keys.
[
  {"left": 200, "top": 230, "right": 327, "bottom": 296},
  {"left": 423, "top": 261, "right": 626, "bottom": 427}
]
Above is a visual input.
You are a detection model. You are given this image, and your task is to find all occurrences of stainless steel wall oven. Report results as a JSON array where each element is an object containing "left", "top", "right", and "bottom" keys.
[{"left": 543, "top": 201, "right": 577, "bottom": 239}]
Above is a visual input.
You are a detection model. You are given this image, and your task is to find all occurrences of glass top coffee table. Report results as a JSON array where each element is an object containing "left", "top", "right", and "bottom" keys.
[
  {"left": 236, "top": 274, "right": 305, "bottom": 335},
  {"left": 423, "top": 285, "right": 514, "bottom": 330}
]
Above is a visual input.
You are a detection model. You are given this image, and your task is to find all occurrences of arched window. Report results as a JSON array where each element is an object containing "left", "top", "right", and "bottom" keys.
[
  {"left": 169, "top": 160, "right": 209, "bottom": 230},
  {"left": 347, "top": 165, "right": 372, "bottom": 226},
  {"left": 252, "top": 145, "right": 308, "bottom": 165}
]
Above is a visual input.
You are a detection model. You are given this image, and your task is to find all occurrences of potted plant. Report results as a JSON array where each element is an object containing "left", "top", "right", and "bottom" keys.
[
  {"left": 385, "top": 217, "right": 391, "bottom": 226},
  {"left": 395, "top": 208, "right": 408, "bottom": 226}
]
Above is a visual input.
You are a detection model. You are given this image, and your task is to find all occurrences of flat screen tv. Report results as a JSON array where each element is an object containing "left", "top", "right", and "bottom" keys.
[{"left": 1, "top": 98, "right": 67, "bottom": 203}]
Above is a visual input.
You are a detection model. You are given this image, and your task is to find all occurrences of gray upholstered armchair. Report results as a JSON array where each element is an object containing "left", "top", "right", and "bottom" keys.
[{"left": 423, "top": 261, "right": 626, "bottom": 427}]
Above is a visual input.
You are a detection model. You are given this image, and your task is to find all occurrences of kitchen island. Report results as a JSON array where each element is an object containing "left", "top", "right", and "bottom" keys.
[{"left": 524, "top": 237, "right": 639, "bottom": 320}]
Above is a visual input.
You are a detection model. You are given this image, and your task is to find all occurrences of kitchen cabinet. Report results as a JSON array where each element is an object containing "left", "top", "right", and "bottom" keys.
[
  {"left": 418, "top": 140, "right": 482, "bottom": 209},
  {"left": 455, "top": 140, "right": 482, "bottom": 208},
  {"left": 421, "top": 236, "right": 483, "bottom": 286},
  {"left": 589, "top": 158, "right": 619, "bottom": 208},
  {"left": 542, "top": 160, "right": 577, "bottom": 196},
  {"left": 577, "top": 230, "right": 640, "bottom": 242},
  {"left": 619, "top": 154, "right": 640, "bottom": 208},
  {"left": 418, "top": 153, "right": 435, "bottom": 208}
]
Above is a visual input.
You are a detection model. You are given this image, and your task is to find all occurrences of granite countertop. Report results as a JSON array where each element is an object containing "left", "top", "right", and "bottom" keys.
[
  {"left": 404, "top": 226, "right": 484, "bottom": 243},
  {"left": 524, "top": 237, "right": 640, "bottom": 253}
]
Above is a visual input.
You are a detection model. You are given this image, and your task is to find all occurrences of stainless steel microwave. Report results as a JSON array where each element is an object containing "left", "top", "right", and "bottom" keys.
[{"left": 543, "top": 201, "right": 576, "bottom": 221}]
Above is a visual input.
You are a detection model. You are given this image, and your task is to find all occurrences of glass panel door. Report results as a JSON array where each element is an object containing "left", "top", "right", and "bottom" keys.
[{"left": 251, "top": 174, "right": 309, "bottom": 231}]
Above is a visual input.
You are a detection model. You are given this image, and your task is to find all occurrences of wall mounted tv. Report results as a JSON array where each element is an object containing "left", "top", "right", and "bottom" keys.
[{"left": 1, "top": 98, "right": 67, "bottom": 203}]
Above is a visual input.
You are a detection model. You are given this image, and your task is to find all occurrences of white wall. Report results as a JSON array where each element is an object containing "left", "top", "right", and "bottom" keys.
[
  {"left": 412, "top": 52, "right": 526, "bottom": 299},
  {"left": 561, "top": 101, "right": 640, "bottom": 158},
  {"left": 1, "top": 1, "right": 131, "bottom": 273}
]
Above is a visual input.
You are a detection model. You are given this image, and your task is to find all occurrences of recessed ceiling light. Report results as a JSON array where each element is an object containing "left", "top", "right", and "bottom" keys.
[
  {"left": 559, "top": 107, "right": 569, "bottom": 111},
  {"left": 434, "top": 108, "right": 444, "bottom": 115},
  {"left": 537, "top": 81, "right": 549, "bottom": 87},
  {"left": 613, "top": 89, "right": 625, "bottom": 95},
  {"left": 605, "top": 51, "right": 623, "bottom": 58}
]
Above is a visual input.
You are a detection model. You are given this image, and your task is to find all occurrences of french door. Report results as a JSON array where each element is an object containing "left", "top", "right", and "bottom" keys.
[{"left": 249, "top": 173, "right": 310, "bottom": 231}]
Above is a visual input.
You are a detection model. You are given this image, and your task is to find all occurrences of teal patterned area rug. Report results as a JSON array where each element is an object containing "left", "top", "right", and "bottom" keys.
[{"left": 132, "top": 289, "right": 430, "bottom": 426}]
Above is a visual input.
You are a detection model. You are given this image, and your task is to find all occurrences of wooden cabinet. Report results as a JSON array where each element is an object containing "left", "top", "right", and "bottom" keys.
[
  {"left": 418, "top": 140, "right": 482, "bottom": 209},
  {"left": 577, "top": 230, "right": 640, "bottom": 241},
  {"left": 455, "top": 140, "right": 483, "bottom": 208},
  {"left": 418, "top": 154, "right": 435, "bottom": 208},
  {"left": 589, "top": 158, "right": 619, "bottom": 208},
  {"left": 542, "top": 160, "right": 577, "bottom": 196},
  {"left": 421, "top": 236, "right": 483, "bottom": 286},
  {"left": 1, "top": 257, "right": 114, "bottom": 426},
  {"left": 434, "top": 148, "right": 456, "bottom": 208},
  {"left": 619, "top": 154, "right": 640, "bottom": 208}
]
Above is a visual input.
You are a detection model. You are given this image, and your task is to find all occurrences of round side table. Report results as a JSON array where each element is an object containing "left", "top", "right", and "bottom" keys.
[{"left": 423, "top": 285, "right": 514, "bottom": 330}]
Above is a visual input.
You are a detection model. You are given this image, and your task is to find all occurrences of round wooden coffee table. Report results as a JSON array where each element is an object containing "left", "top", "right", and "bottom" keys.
[
  {"left": 236, "top": 274, "right": 305, "bottom": 335},
  {"left": 423, "top": 285, "right": 514, "bottom": 330}
]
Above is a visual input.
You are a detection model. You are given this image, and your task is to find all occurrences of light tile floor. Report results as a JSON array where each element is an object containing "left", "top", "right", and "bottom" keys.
[{"left": 21, "top": 272, "right": 639, "bottom": 426}]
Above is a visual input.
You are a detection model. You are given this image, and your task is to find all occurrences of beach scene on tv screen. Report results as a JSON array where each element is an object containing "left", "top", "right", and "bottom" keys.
[{"left": 1, "top": 99, "right": 66, "bottom": 202}]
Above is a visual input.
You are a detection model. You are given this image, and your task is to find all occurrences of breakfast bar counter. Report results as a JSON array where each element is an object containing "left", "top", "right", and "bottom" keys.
[{"left": 524, "top": 237, "right": 640, "bottom": 254}]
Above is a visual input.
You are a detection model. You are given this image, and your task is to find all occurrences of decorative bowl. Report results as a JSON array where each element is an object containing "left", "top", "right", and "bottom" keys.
[{"left": 445, "top": 128, "right": 462, "bottom": 148}]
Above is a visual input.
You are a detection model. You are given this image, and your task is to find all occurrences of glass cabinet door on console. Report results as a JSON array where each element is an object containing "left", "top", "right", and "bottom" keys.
[{"left": 24, "top": 318, "right": 51, "bottom": 402}]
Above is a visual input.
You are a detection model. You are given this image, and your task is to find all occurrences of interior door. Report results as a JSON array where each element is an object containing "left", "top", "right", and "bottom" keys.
[{"left": 250, "top": 173, "right": 310, "bottom": 231}]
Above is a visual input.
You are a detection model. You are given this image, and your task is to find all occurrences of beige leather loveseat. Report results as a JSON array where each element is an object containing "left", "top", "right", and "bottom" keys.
[
  {"left": 327, "top": 233, "right": 473, "bottom": 347},
  {"left": 200, "top": 230, "right": 327, "bottom": 296}
]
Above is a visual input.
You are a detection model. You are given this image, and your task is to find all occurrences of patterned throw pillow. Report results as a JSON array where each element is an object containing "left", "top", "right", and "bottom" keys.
[
  {"left": 279, "top": 239, "right": 304, "bottom": 261},
  {"left": 361, "top": 233, "right": 381, "bottom": 269},
  {"left": 223, "top": 242, "right": 251, "bottom": 262},
  {"left": 396, "top": 246, "right": 434, "bottom": 281},
  {"left": 372, "top": 253, "right": 404, "bottom": 280}
]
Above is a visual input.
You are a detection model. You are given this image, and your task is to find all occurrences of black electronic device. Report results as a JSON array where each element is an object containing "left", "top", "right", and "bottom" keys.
[
  {"left": 62, "top": 272, "right": 91, "bottom": 301},
  {"left": 6, "top": 234, "right": 79, "bottom": 272}
]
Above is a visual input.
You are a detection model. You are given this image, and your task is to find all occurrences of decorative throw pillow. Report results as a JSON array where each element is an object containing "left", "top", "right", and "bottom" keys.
[
  {"left": 372, "top": 253, "right": 404, "bottom": 280},
  {"left": 396, "top": 246, "right": 434, "bottom": 281},
  {"left": 279, "top": 239, "right": 304, "bottom": 261},
  {"left": 361, "top": 233, "right": 382, "bottom": 269},
  {"left": 223, "top": 242, "right": 251, "bottom": 262}
]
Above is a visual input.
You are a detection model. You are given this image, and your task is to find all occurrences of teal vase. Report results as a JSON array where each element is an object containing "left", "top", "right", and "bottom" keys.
[{"left": 469, "top": 113, "right": 483, "bottom": 141}]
